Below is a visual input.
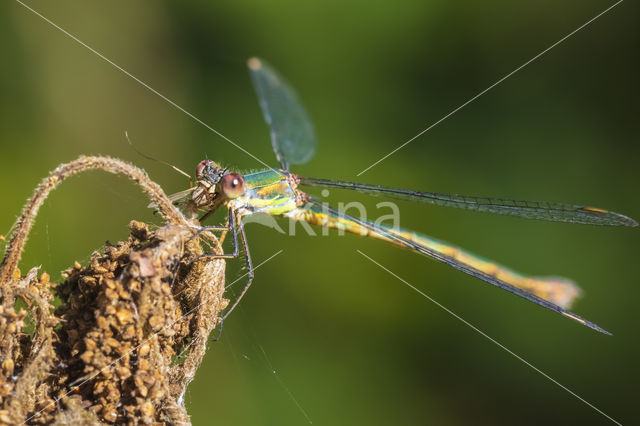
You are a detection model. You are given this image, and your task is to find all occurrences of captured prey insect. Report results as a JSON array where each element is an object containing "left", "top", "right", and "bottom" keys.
[{"left": 171, "top": 57, "right": 636, "bottom": 333}]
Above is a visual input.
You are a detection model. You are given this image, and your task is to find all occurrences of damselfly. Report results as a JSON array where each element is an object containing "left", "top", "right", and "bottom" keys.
[{"left": 172, "top": 57, "right": 636, "bottom": 334}]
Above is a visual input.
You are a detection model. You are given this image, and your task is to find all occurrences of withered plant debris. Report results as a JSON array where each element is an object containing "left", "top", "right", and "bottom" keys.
[{"left": 0, "top": 156, "right": 227, "bottom": 424}]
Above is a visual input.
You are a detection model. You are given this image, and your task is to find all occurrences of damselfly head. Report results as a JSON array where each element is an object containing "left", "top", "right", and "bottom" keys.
[
  {"left": 195, "top": 159, "right": 226, "bottom": 185},
  {"left": 187, "top": 159, "right": 229, "bottom": 212}
]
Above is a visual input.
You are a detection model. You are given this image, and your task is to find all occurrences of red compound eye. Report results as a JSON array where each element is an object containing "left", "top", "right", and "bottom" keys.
[
  {"left": 220, "top": 173, "right": 244, "bottom": 199},
  {"left": 196, "top": 159, "right": 215, "bottom": 179}
]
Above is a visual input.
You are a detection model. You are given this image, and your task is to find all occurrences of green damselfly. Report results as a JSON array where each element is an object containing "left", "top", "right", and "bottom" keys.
[{"left": 172, "top": 57, "right": 636, "bottom": 334}]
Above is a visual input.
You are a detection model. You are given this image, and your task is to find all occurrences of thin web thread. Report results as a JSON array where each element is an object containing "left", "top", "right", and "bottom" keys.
[
  {"left": 14, "top": 0, "right": 282, "bottom": 176},
  {"left": 356, "top": 250, "right": 621, "bottom": 426},
  {"left": 357, "top": 0, "right": 624, "bottom": 176}
]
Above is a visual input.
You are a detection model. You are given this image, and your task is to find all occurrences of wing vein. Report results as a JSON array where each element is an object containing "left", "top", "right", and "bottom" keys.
[{"left": 301, "top": 177, "right": 637, "bottom": 227}]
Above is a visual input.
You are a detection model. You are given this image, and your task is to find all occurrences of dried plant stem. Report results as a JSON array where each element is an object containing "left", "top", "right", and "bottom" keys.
[
  {"left": 0, "top": 155, "right": 190, "bottom": 285},
  {"left": 0, "top": 155, "right": 228, "bottom": 424}
]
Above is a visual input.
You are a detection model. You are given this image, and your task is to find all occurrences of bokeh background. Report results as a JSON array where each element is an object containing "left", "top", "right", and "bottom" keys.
[{"left": 2, "top": 1, "right": 638, "bottom": 425}]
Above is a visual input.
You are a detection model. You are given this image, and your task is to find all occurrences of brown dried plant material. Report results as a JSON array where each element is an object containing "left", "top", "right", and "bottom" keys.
[{"left": 0, "top": 157, "right": 227, "bottom": 424}]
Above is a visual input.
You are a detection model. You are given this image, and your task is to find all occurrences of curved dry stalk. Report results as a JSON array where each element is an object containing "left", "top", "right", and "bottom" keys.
[{"left": 0, "top": 155, "right": 190, "bottom": 285}]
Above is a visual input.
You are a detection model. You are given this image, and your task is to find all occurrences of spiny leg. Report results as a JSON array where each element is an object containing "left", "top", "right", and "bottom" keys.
[
  {"left": 212, "top": 213, "right": 254, "bottom": 341},
  {"left": 170, "top": 208, "right": 232, "bottom": 284},
  {"left": 170, "top": 210, "right": 235, "bottom": 284},
  {"left": 221, "top": 213, "right": 254, "bottom": 321},
  {"left": 189, "top": 207, "right": 239, "bottom": 262},
  {"left": 188, "top": 210, "right": 255, "bottom": 338},
  {"left": 189, "top": 208, "right": 240, "bottom": 342}
]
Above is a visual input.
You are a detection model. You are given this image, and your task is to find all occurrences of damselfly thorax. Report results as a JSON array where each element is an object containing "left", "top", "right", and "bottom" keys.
[{"left": 190, "top": 160, "right": 308, "bottom": 218}]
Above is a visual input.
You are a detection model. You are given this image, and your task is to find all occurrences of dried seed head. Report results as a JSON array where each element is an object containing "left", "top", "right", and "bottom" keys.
[
  {"left": 105, "top": 288, "right": 118, "bottom": 300},
  {"left": 138, "top": 385, "right": 148, "bottom": 398},
  {"left": 97, "top": 316, "right": 109, "bottom": 329},
  {"left": 85, "top": 339, "right": 97, "bottom": 351},
  {"left": 129, "top": 220, "right": 149, "bottom": 240},
  {"left": 101, "top": 406, "right": 118, "bottom": 423},
  {"left": 80, "top": 350, "right": 94, "bottom": 364},
  {"left": 138, "top": 343, "right": 150, "bottom": 357},
  {"left": 0, "top": 413, "right": 14, "bottom": 424},
  {"left": 148, "top": 315, "right": 164, "bottom": 330},
  {"left": 134, "top": 375, "right": 144, "bottom": 388},
  {"left": 1, "top": 358, "right": 14, "bottom": 373},
  {"left": 138, "top": 257, "right": 156, "bottom": 277},
  {"left": 122, "top": 325, "right": 136, "bottom": 340},
  {"left": 116, "top": 366, "right": 131, "bottom": 380},
  {"left": 151, "top": 280, "right": 162, "bottom": 293},
  {"left": 118, "top": 288, "right": 131, "bottom": 300},
  {"left": 140, "top": 401, "right": 154, "bottom": 417},
  {"left": 138, "top": 358, "right": 150, "bottom": 371},
  {"left": 115, "top": 308, "right": 133, "bottom": 325},
  {"left": 0, "top": 155, "right": 226, "bottom": 424},
  {"left": 0, "top": 384, "right": 13, "bottom": 397}
]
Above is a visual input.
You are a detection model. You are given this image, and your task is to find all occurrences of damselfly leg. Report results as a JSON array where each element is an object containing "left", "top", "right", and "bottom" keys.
[
  {"left": 204, "top": 213, "right": 254, "bottom": 341},
  {"left": 221, "top": 215, "right": 254, "bottom": 321},
  {"left": 190, "top": 208, "right": 239, "bottom": 262},
  {"left": 189, "top": 208, "right": 255, "bottom": 322}
]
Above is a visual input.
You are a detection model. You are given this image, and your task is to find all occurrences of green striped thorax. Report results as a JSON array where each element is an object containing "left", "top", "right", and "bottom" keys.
[{"left": 190, "top": 159, "right": 306, "bottom": 217}]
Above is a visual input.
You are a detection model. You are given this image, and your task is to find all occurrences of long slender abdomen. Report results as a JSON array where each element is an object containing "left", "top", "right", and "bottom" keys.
[{"left": 287, "top": 207, "right": 581, "bottom": 308}]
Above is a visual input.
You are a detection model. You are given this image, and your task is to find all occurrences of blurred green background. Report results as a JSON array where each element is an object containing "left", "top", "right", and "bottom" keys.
[{"left": 2, "top": 1, "right": 639, "bottom": 425}]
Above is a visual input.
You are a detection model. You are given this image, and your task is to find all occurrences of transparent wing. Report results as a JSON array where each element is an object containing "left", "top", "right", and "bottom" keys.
[
  {"left": 306, "top": 200, "right": 610, "bottom": 334},
  {"left": 248, "top": 57, "right": 316, "bottom": 170},
  {"left": 300, "top": 178, "right": 637, "bottom": 227},
  {"left": 147, "top": 187, "right": 195, "bottom": 209}
]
